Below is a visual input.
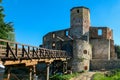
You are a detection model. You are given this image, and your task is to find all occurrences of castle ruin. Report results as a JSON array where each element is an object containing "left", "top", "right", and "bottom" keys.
[{"left": 42, "top": 6, "right": 117, "bottom": 72}]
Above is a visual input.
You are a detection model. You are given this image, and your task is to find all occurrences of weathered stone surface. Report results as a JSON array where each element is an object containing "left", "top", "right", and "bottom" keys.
[
  {"left": 43, "top": 29, "right": 71, "bottom": 49},
  {"left": 110, "top": 40, "right": 116, "bottom": 59},
  {"left": 90, "top": 39, "right": 116, "bottom": 60},
  {"left": 90, "top": 59, "right": 120, "bottom": 70},
  {"left": 70, "top": 7, "right": 90, "bottom": 39},
  {"left": 89, "top": 27, "right": 113, "bottom": 40},
  {"left": 72, "top": 40, "right": 92, "bottom": 72},
  {"left": 90, "top": 39, "right": 110, "bottom": 59}
]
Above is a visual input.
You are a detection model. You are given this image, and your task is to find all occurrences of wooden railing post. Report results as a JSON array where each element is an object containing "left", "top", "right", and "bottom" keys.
[
  {"left": 33, "top": 47, "right": 35, "bottom": 57},
  {"left": 28, "top": 46, "right": 30, "bottom": 58},
  {"left": 15, "top": 44, "right": 18, "bottom": 57},
  {"left": 22, "top": 45, "right": 25, "bottom": 57},
  {"left": 6, "top": 42, "right": 9, "bottom": 57},
  {"left": 6, "top": 42, "right": 17, "bottom": 60}
]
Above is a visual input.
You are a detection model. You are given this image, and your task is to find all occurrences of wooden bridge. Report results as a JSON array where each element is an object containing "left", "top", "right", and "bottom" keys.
[{"left": 0, "top": 39, "right": 70, "bottom": 80}]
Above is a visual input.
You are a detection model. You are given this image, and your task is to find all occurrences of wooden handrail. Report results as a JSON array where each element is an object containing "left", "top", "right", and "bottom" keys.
[
  {"left": 0, "top": 39, "right": 38, "bottom": 48},
  {"left": 0, "top": 38, "right": 69, "bottom": 61}
]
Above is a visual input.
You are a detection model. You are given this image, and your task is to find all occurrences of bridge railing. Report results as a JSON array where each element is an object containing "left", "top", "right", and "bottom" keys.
[{"left": 0, "top": 39, "right": 68, "bottom": 61}]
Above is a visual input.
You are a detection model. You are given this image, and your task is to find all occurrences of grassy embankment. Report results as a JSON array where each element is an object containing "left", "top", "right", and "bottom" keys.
[
  {"left": 93, "top": 69, "right": 120, "bottom": 80},
  {"left": 50, "top": 72, "right": 79, "bottom": 80}
]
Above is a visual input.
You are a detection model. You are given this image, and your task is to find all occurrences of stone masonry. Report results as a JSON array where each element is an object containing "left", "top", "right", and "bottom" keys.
[{"left": 72, "top": 40, "right": 92, "bottom": 72}]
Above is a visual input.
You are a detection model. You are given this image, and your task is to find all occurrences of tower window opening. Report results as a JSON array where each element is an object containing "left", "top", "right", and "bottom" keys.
[
  {"left": 98, "top": 29, "right": 102, "bottom": 36},
  {"left": 52, "top": 42, "right": 55, "bottom": 49},
  {"left": 77, "top": 9, "right": 79, "bottom": 13},
  {"left": 52, "top": 33, "right": 55, "bottom": 38},
  {"left": 83, "top": 50, "right": 87, "bottom": 54},
  {"left": 44, "top": 37, "right": 46, "bottom": 41},
  {"left": 65, "top": 30, "right": 69, "bottom": 36}
]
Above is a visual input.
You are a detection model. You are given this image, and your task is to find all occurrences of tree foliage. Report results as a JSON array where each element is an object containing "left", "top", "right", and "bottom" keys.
[
  {"left": 114, "top": 45, "right": 120, "bottom": 59},
  {"left": 0, "top": 1, "right": 15, "bottom": 41}
]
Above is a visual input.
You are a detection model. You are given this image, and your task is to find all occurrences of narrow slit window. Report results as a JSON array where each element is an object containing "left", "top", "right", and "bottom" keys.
[
  {"left": 52, "top": 33, "right": 55, "bottom": 38},
  {"left": 66, "top": 30, "right": 69, "bottom": 36},
  {"left": 98, "top": 29, "right": 102, "bottom": 36},
  {"left": 77, "top": 10, "right": 79, "bottom": 13}
]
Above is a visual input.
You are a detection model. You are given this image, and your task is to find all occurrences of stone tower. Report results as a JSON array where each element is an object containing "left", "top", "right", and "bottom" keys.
[
  {"left": 70, "top": 6, "right": 92, "bottom": 72},
  {"left": 70, "top": 6, "right": 90, "bottom": 39}
]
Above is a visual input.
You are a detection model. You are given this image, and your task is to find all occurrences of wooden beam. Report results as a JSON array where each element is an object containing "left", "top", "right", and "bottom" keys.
[{"left": 25, "top": 61, "right": 38, "bottom": 66}]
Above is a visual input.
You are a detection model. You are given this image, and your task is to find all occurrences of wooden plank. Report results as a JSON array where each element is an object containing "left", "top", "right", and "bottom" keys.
[{"left": 4, "top": 61, "right": 21, "bottom": 65}]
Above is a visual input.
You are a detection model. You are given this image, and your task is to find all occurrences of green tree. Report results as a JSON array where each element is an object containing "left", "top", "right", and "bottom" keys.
[
  {"left": 115, "top": 45, "right": 120, "bottom": 59},
  {"left": 0, "top": 1, "right": 15, "bottom": 41}
]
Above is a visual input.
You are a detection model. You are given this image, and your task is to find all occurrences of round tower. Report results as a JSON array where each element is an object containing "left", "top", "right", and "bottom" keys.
[
  {"left": 70, "top": 6, "right": 90, "bottom": 39},
  {"left": 72, "top": 39, "right": 92, "bottom": 72}
]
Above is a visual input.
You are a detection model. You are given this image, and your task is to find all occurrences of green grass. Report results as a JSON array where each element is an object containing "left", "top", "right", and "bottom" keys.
[
  {"left": 50, "top": 73, "right": 79, "bottom": 80},
  {"left": 93, "top": 69, "right": 120, "bottom": 80}
]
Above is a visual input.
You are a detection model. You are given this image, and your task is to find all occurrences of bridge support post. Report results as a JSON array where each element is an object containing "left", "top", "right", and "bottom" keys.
[
  {"left": 52, "top": 62, "right": 55, "bottom": 74},
  {"left": 46, "top": 63, "right": 50, "bottom": 80},
  {"left": 7, "top": 67, "right": 11, "bottom": 80},
  {"left": 63, "top": 61, "right": 67, "bottom": 74},
  {"left": 29, "top": 67, "right": 33, "bottom": 80},
  {"left": 33, "top": 65, "right": 37, "bottom": 80}
]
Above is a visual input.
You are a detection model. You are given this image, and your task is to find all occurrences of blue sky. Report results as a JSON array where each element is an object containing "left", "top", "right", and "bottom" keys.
[{"left": 2, "top": 0, "right": 120, "bottom": 46}]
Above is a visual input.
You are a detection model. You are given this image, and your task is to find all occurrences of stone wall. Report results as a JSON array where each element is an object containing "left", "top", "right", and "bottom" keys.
[
  {"left": 43, "top": 29, "right": 71, "bottom": 49},
  {"left": 90, "top": 39, "right": 110, "bottom": 59},
  {"left": 90, "top": 39, "right": 116, "bottom": 60},
  {"left": 51, "top": 40, "right": 73, "bottom": 57},
  {"left": 110, "top": 40, "right": 116, "bottom": 59},
  {"left": 70, "top": 7, "right": 90, "bottom": 39},
  {"left": 90, "top": 59, "right": 120, "bottom": 70},
  {"left": 89, "top": 27, "right": 113, "bottom": 40}
]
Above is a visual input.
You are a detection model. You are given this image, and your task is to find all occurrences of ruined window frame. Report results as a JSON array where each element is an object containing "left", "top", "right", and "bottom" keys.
[
  {"left": 65, "top": 30, "right": 69, "bottom": 36},
  {"left": 98, "top": 29, "right": 102, "bottom": 36}
]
